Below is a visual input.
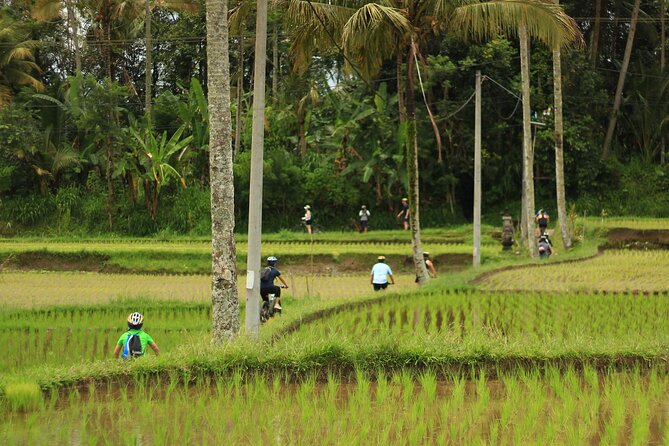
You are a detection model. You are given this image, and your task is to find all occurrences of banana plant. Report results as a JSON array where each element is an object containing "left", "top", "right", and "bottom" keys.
[{"left": 129, "top": 124, "right": 193, "bottom": 219}]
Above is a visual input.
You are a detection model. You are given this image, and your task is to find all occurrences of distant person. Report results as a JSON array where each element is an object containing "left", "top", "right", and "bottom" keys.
[
  {"left": 359, "top": 205, "right": 370, "bottom": 232},
  {"left": 370, "top": 255, "right": 395, "bottom": 291},
  {"left": 535, "top": 209, "right": 549, "bottom": 236},
  {"left": 397, "top": 198, "right": 410, "bottom": 230},
  {"left": 302, "top": 205, "right": 313, "bottom": 236},
  {"left": 260, "top": 256, "right": 289, "bottom": 311},
  {"left": 423, "top": 252, "right": 437, "bottom": 278},
  {"left": 113, "top": 312, "right": 159, "bottom": 359},
  {"left": 415, "top": 252, "right": 437, "bottom": 282},
  {"left": 537, "top": 234, "right": 554, "bottom": 258}
]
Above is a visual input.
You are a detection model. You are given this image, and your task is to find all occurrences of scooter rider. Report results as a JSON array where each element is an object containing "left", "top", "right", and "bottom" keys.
[{"left": 260, "top": 256, "right": 289, "bottom": 311}]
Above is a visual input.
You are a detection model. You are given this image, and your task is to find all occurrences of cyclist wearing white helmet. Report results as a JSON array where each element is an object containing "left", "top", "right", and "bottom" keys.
[
  {"left": 260, "top": 256, "right": 289, "bottom": 310},
  {"left": 113, "top": 312, "right": 160, "bottom": 359}
]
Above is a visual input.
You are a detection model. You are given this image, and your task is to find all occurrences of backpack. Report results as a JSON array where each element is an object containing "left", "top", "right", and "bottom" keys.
[
  {"left": 260, "top": 267, "right": 272, "bottom": 282},
  {"left": 123, "top": 333, "right": 143, "bottom": 359}
]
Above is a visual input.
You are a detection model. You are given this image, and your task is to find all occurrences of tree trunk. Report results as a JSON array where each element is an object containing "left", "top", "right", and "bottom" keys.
[
  {"left": 397, "top": 51, "right": 405, "bottom": 124},
  {"left": 520, "top": 24, "right": 537, "bottom": 257},
  {"left": 272, "top": 23, "right": 279, "bottom": 101},
  {"left": 144, "top": 0, "right": 152, "bottom": 118},
  {"left": 406, "top": 40, "right": 429, "bottom": 283},
  {"left": 234, "top": 34, "right": 244, "bottom": 157},
  {"left": 602, "top": 0, "right": 641, "bottom": 160},
  {"left": 662, "top": 0, "right": 666, "bottom": 165},
  {"left": 553, "top": 0, "right": 572, "bottom": 249},
  {"left": 590, "top": 0, "right": 602, "bottom": 67},
  {"left": 297, "top": 108, "right": 307, "bottom": 158},
  {"left": 65, "top": 0, "right": 81, "bottom": 73},
  {"left": 206, "top": 0, "right": 240, "bottom": 342}
]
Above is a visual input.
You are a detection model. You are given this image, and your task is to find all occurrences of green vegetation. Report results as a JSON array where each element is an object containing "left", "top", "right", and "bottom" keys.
[
  {"left": 3, "top": 222, "right": 669, "bottom": 443},
  {"left": 4, "top": 367, "right": 669, "bottom": 444}
]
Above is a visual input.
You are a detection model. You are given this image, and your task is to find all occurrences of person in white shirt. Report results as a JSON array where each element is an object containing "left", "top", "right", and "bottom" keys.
[
  {"left": 370, "top": 255, "right": 395, "bottom": 291},
  {"left": 359, "top": 205, "right": 370, "bottom": 232}
]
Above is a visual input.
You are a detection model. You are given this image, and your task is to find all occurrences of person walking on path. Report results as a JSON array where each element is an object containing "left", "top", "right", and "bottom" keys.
[
  {"left": 302, "top": 205, "right": 313, "bottom": 237},
  {"left": 370, "top": 255, "right": 395, "bottom": 291},
  {"left": 397, "top": 198, "right": 410, "bottom": 230},
  {"left": 359, "top": 205, "right": 370, "bottom": 232},
  {"left": 535, "top": 209, "right": 550, "bottom": 236},
  {"left": 113, "top": 312, "right": 160, "bottom": 359}
]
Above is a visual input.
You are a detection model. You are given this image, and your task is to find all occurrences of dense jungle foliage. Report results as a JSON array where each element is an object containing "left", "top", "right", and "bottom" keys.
[{"left": 1, "top": 0, "right": 669, "bottom": 235}]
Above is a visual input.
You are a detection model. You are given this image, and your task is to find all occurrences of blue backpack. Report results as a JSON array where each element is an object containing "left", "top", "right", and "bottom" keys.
[{"left": 122, "top": 333, "right": 143, "bottom": 359}]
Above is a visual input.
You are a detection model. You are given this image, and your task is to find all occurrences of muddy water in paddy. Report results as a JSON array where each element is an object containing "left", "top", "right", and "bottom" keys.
[{"left": 5, "top": 371, "right": 669, "bottom": 445}]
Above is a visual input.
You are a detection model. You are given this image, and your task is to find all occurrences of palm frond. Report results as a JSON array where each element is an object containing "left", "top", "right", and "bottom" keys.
[
  {"left": 31, "top": 0, "right": 63, "bottom": 21},
  {"left": 451, "top": 0, "right": 583, "bottom": 49},
  {"left": 343, "top": 3, "right": 410, "bottom": 79},
  {"left": 229, "top": 0, "right": 254, "bottom": 34},
  {"left": 285, "top": 0, "right": 356, "bottom": 72}
]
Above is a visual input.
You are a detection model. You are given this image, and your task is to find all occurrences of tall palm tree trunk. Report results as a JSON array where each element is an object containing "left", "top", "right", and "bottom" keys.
[
  {"left": 234, "top": 33, "right": 244, "bottom": 157},
  {"left": 406, "top": 40, "right": 429, "bottom": 283},
  {"left": 206, "top": 0, "right": 240, "bottom": 342},
  {"left": 602, "top": 0, "right": 641, "bottom": 160},
  {"left": 520, "top": 24, "right": 537, "bottom": 257},
  {"left": 272, "top": 23, "right": 279, "bottom": 101},
  {"left": 553, "top": 0, "right": 572, "bottom": 249},
  {"left": 590, "top": 0, "right": 602, "bottom": 67},
  {"left": 145, "top": 0, "right": 152, "bottom": 118},
  {"left": 65, "top": 0, "right": 81, "bottom": 73}
]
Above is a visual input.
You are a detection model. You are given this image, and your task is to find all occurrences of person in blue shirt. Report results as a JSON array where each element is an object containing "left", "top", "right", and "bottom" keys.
[
  {"left": 370, "top": 255, "right": 395, "bottom": 291},
  {"left": 260, "top": 256, "right": 289, "bottom": 310}
]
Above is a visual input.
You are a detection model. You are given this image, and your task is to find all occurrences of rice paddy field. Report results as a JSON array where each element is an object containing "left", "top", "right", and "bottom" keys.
[{"left": 3, "top": 221, "right": 669, "bottom": 444}]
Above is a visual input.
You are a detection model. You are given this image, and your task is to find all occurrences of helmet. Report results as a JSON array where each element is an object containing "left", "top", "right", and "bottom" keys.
[
  {"left": 377, "top": 255, "right": 386, "bottom": 261},
  {"left": 267, "top": 256, "right": 278, "bottom": 265},
  {"left": 128, "top": 312, "right": 143, "bottom": 325}
]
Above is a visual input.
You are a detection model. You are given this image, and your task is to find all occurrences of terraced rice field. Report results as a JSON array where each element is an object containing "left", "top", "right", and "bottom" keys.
[
  {"left": 0, "top": 271, "right": 416, "bottom": 307},
  {"left": 477, "top": 250, "right": 669, "bottom": 292}
]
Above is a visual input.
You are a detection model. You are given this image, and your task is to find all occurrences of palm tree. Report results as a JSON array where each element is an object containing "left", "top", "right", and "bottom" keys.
[
  {"left": 602, "top": 0, "right": 642, "bottom": 160},
  {"left": 206, "top": 0, "right": 240, "bottom": 341},
  {"left": 553, "top": 0, "right": 571, "bottom": 249},
  {"left": 452, "top": 2, "right": 581, "bottom": 256},
  {"left": 32, "top": 0, "right": 82, "bottom": 73},
  {"left": 287, "top": 0, "right": 581, "bottom": 270},
  {"left": 0, "top": 14, "right": 45, "bottom": 106}
]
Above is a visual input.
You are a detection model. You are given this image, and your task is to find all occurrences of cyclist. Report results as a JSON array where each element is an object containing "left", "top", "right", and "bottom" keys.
[
  {"left": 260, "top": 256, "right": 289, "bottom": 311},
  {"left": 537, "top": 234, "right": 554, "bottom": 258},
  {"left": 113, "top": 312, "right": 160, "bottom": 359},
  {"left": 370, "top": 255, "right": 395, "bottom": 291},
  {"left": 535, "top": 209, "right": 550, "bottom": 236}
]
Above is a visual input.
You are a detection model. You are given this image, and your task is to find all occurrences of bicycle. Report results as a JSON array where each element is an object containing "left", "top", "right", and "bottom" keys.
[{"left": 260, "top": 285, "right": 286, "bottom": 323}]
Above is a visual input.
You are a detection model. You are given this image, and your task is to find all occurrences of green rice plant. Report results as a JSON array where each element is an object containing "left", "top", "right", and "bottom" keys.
[{"left": 2, "top": 382, "right": 42, "bottom": 412}]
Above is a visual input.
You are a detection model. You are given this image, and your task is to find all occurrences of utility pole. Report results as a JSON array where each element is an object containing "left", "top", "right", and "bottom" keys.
[
  {"left": 245, "top": 0, "right": 268, "bottom": 338},
  {"left": 473, "top": 70, "right": 481, "bottom": 267}
]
